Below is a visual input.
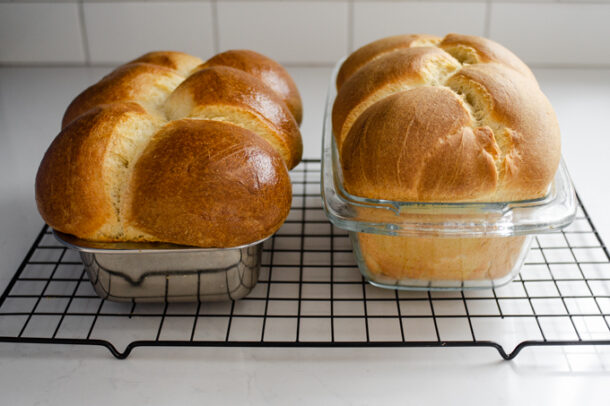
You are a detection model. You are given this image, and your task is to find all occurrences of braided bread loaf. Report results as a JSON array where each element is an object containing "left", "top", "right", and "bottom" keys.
[
  {"left": 36, "top": 50, "right": 303, "bottom": 248},
  {"left": 334, "top": 33, "right": 559, "bottom": 203},
  {"left": 333, "top": 34, "right": 560, "bottom": 281}
]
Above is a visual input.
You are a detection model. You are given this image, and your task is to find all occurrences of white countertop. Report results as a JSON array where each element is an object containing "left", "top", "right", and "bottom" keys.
[{"left": 1, "top": 66, "right": 610, "bottom": 405}]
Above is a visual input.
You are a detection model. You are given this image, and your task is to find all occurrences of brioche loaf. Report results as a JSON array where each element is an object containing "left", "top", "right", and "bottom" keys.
[
  {"left": 358, "top": 234, "right": 527, "bottom": 281},
  {"left": 200, "top": 50, "right": 303, "bottom": 125},
  {"left": 36, "top": 50, "right": 302, "bottom": 247},
  {"left": 333, "top": 34, "right": 560, "bottom": 281}
]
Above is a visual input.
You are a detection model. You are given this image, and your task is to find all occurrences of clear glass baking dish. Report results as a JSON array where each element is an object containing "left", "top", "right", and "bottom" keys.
[{"left": 321, "top": 62, "right": 577, "bottom": 290}]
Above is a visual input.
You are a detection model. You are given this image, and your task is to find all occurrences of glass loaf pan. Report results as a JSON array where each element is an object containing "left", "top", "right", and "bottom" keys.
[
  {"left": 321, "top": 62, "right": 577, "bottom": 290},
  {"left": 54, "top": 231, "right": 264, "bottom": 302}
]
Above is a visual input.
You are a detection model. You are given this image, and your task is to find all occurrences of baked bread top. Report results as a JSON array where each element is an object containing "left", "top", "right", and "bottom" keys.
[
  {"left": 200, "top": 49, "right": 303, "bottom": 125},
  {"left": 333, "top": 33, "right": 560, "bottom": 202},
  {"left": 36, "top": 50, "right": 301, "bottom": 247}
]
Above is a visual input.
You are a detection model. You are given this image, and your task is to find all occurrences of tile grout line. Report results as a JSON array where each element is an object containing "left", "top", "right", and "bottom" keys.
[
  {"left": 484, "top": 0, "right": 492, "bottom": 38},
  {"left": 347, "top": 0, "right": 354, "bottom": 53},
  {"left": 211, "top": 0, "right": 220, "bottom": 54},
  {"left": 77, "top": 0, "right": 91, "bottom": 65},
  {"left": 3, "top": 0, "right": 610, "bottom": 3}
]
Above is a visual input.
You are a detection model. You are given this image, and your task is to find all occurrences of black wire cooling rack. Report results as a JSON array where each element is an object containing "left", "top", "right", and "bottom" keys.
[{"left": 1, "top": 160, "right": 609, "bottom": 360}]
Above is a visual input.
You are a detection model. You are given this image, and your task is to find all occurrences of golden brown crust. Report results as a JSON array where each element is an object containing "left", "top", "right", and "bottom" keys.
[
  {"left": 336, "top": 34, "right": 442, "bottom": 89},
  {"left": 446, "top": 63, "right": 560, "bottom": 200},
  {"left": 440, "top": 33, "right": 535, "bottom": 80},
  {"left": 36, "top": 102, "right": 153, "bottom": 239},
  {"left": 62, "top": 63, "right": 183, "bottom": 128},
  {"left": 126, "top": 51, "right": 204, "bottom": 76},
  {"left": 200, "top": 50, "right": 303, "bottom": 124},
  {"left": 358, "top": 233, "right": 527, "bottom": 281},
  {"left": 332, "top": 46, "right": 460, "bottom": 150},
  {"left": 127, "top": 119, "right": 292, "bottom": 247},
  {"left": 164, "top": 66, "right": 302, "bottom": 169},
  {"left": 335, "top": 33, "right": 561, "bottom": 282},
  {"left": 341, "top": 87, "right": 500, "bottom": 201},
  {"left": 38, "top": 49, "right": 302, "bottom": 247},
  {"left": 336, "top": 33, "right": 560, "bottom": 203}
]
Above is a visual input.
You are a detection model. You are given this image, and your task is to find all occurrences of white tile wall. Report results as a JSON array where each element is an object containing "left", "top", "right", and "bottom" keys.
[
  {"left": 493, "top": 0, "right": 555, "bottom": 2},
  {"left": 352, "top": 1, "right": 487, "bottom": 50},
  {"left": 558, "top": 0, "right": 610, "bottom": 3},
  {"left": 84, "top": 2, "right": 215, "bottom": 64},
  {"left": 0, "top": 3, "right": 85, "bottom": 63},
  {"left": 1, "top": 1, "right": 610, "bottom": 66},
  {"left": 217, "top": 1, "right": 349, "bottom": 64},
  {"left": 490, "top": 3, "right": 610, "bottom": 65}
]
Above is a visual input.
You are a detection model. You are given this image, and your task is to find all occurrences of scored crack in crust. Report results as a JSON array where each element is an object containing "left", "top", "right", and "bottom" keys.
[
  {"left": 199, "top": 49, "right": 303, "bottom": 125},
  {"left": 164, "top": 66, "right": 302, "bottom": 169},
  {"left": 332, "top": 46, "right": 462, "bottom": 150},
  {"left": 333, "top": 33, "right": 560, "bottom": 203},
  {"left": 61, "top": 50, "right": 303, "bottom": 169},
  {"left": 35, "top": 50, "right": 302, "bottom": 247},
  {"left": 335, "top": 34, "right": 442, "bottom": 90}
]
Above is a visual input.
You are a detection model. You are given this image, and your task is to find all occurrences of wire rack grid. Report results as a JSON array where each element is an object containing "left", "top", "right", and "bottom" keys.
[{"left": 1, "top": 160, "right": 609, "bottom": 360}]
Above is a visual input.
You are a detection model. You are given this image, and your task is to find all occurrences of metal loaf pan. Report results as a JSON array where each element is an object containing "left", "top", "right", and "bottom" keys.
[{"left": 54, "top": 231, "right": 266, "bottom": 302}]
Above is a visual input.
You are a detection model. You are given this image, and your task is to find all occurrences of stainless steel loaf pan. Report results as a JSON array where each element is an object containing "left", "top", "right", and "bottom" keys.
[{"left": 54, "top": 231, "right": 266, "bottom": 302}]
